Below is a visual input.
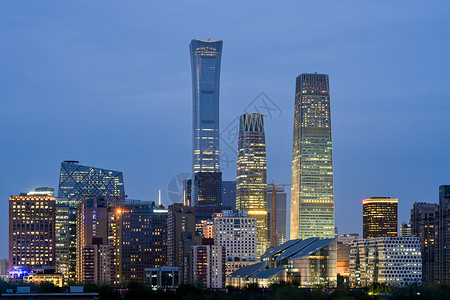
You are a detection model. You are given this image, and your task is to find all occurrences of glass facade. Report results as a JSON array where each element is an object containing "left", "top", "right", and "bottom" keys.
[
  {"left": 193, "top": 172, "right": 222, "bottom": 206},
  {"left": 57, "top": 160, "right": 125, "bottom": 279},
  {"left": 236, "top": 113, "right": 268, "bottom": 257},
  {"left": 190, "top": 39, "right": 222, "bottom": 174},
  {"left": 362, "top": 197, "right": 398, "bottom": 238},
  {"left": 291, "top": 73, "right": 335, "bottom": 240}
]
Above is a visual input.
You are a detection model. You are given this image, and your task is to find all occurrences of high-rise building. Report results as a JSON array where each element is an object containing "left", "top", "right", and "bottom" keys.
[
  {"left": 190, "top": 39, "right": 223, "bottom": 207},
  {"left": 193, "top": 172, "right": 222, "bottom": 206},
  {"left": 9, "top": 193, "right": 56, "bottom": 270},
  {"left": 167, "top": 203, "right": 196, "bottom": 282},
  {"left": 111, "top": 200, "right": 167, "bottom": 284},
  {"left": 236, "top": 113, "right": 268, "bottom": 257},
  {"left": 363, "top": 197, "right": 398, "bottom": 238},
  {"left": 76, "top": 196, "right": 114, "bottom": 284},
  {"left": 192, "top": 238, "right": 226, "bottom": 288},
  {"left": 291, "top": 73, "right": 334, "bottom": 240},
  {"left": 349, "top": 237, "right": 422, "bottom": 287},
  {"left": 213, "top": 210, "right": 257, "bottom": 274},
  {"left": 267, "top": 186, "right": 287, "bottom": 247},
  {"left": 222, "top": 181, "right": 236, "bottom": 210},
  {"left": 399, "top": 222, "right": 412, "bottom": 237},
  {"left": 437, "top": 185, "right": 450, "bottom": 284},
  {"left": 183, "top": 179, "right": 192, "bottom": 206},
  {"left": 57, "top": 160, "right": 125, "bottom": 280},
  {"left": 190, "top": 39, "right": 222, "bottom": 174},
  {"left": 411, "top": 202, "right": 438, "bottom": 283}
]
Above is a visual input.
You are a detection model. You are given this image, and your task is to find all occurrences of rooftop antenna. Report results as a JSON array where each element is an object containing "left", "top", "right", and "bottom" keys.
[
  {"left": 208, "top": 38, "right": 211, "bottom": 41},
  {"left": 158, "top": 189, "right": 162, "bottom": 206}
]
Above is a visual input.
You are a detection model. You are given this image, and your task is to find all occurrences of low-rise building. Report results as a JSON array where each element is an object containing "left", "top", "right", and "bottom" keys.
[{"left": 145, "top": 267, "right": 180, "bottom": 289}]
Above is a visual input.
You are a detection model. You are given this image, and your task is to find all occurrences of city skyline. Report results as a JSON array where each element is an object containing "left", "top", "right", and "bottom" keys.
[{"left": 1, "top": 1, "right": 450, "bottom": 259}]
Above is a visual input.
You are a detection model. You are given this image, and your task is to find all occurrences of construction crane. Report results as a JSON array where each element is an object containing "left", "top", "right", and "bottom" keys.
[{"left": 267, "top": 182, "right": 291, "bottom": 248}]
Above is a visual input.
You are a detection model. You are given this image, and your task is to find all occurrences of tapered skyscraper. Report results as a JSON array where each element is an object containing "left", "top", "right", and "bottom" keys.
[
  {"left": 291, "top": 73, "right": 335, "bottom": 240},
  {"left": 236, "top": 113, "right": 268, "bottom": 257},
  {"left": 190, "top": 39, "right": 222, "bottom": 173}
]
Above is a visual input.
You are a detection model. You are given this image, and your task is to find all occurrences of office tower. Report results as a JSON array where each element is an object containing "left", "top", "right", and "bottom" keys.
[
  {"left": 76, "top": 196, "right": 114, "bottom": 284},
  {"left": 57, "top": 160, "right": 125, "bottom": 279},
  {"left": 190, "top": 39, "right": 222, "bottom": 174},
  {"left": 193, "top": 172, "right": 222, "bottom": 206},
  {"left": 236, "top": 113, "right": 268, "bottom": 257},
  {"left": 58, "top": 161, "right": 125, "bottom": 201},
  {"left": 167, "top": 203, "right": 196, "bottom": 282},
  {"left": 363, "top": 197, "right": 398, "bottom": 238},
  {"left": 291, "top": 73, "right": 334, "bottom": 240},
  {"left": 110, "top": 200, "right": 167, "bottom": 284},
  {"left": 411, "top": 202, "right": 438, "bottom": 283},
  {"left": 437, "top": 185, "right": 450, "bottom": 284},
  {"left": 213, "top": 210, "right": 257, "bottom": 274},
  {"left": 222, "top": 181, "right": 237, "bottom": 210},
  {"left": 339, "top": 233, "right": 359, "bottom": 245},
  {"left": 192, "top": 238, "right": 226, "bottom": 288},
  {"left": 349, "top": 237, "right": 422, "bottom": 287},
  {"left": 190, "top": 39, "right": 223, "bottom": 207},
  {"left": 9, "top": 193, "right": 56, "bottom": 270},
  {"left": 183, "top": 179, "right": 192, "bottom": 206},
  {"left": 399, "top": 222, "right": 412, "bottom": 237},
  {"left": 267, "top": 186, "right": 287, "bottom": 247}
]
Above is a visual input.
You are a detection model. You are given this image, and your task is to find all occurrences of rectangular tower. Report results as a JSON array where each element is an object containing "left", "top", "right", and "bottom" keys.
[
  {"left": 9, "top": 193, "right": 56, "bottom": 270},
  {"left": 236, "top": 113, "right": 268, "bottom": 257},
  {"left": 362, "top": 197, "right": 398, "bottom": 238},
  {"left": 291, "top": 73, "right": 334, "bottom": 239},
  {"left": 267, "top": 186, "right": 287, "bottom": 247}
]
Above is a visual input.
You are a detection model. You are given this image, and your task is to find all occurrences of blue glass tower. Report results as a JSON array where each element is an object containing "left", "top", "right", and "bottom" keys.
[{"left": 190, "top": 39, "right": 222, "bottom": 173}]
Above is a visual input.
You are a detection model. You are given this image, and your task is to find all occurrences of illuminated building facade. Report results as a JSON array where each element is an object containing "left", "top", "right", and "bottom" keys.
[
  {"left": 363, "top": 197, "right": 398, "bottom": 238},
  {"left": 57, "top": 160, "right": 125, "bottom": 280},
  {"left": 411, "top": 202, "right": 438, "bottom": 283},
  {"left": 213, "top": 210, "right": 257, "bottom": 274},
  {"left": 111, "top": 200, "right": 167, "bottom": 284},
  {"left": 236, "top": 113, "right": 268, "bottom": 257},
  {"left": 349, "top": 237, "right": 422, "bottom": 287},
  {"left": 291, "top": 73, "right": 334, "bottom": 240},
  {"left": 9, "top": 194, "right": 56, "bottom": 270},
  {"left": 267, "top": 186, "right": 287, "bottom": 247},
  {"left": 437, "top": 185, "right": 450, "bottom": 284},
  {"left": 76, "top": 196, "right": 114, "bottom": 284},
  {"left": 192, "top": 238, "right": 226, "bottom": 288},
  {"left": 190, "top": 39, "right": 222, "bottom": 174}
]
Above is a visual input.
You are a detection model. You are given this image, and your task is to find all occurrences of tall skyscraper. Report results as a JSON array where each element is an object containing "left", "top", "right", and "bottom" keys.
[
  {"left": 411, "top": 202, "right": 438, "bottom": 283},
  {"left": 9, "top": 193, "right": 56, "bottom": 270},
  {"left": 57, "top": 160, "right": 125, "bottom": 279},
  {"left": 193, "top": 172, "right": 222, "bottom": 206},
  {"left": 290, "top": 73, "right": 334, "bottom": 240},
  {"left": 362, "top": 197, "right": 398, "bottom": 238},
  {"left": 236, "top": 113, "right": 268, "bottom": 257},
  {"left": 437, "top": 185, "right": 450, "bottom": 284},
  {"left": 267, "top": 186, "right": 287, "bottom": 247},
  {"left": 190, "top": 39, "right": 222, "bottom": 174}
]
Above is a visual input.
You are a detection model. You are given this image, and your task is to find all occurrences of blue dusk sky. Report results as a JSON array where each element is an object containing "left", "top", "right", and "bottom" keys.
[{"left": 1, "top": 1, "right": 450, "bottom": 258}]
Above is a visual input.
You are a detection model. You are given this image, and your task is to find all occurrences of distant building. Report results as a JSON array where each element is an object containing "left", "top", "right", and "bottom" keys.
[
  {"left": 145, "top": 267, "right": 180, "bottom": 289},
  {"left": 111, "top": 200, "right": 167, "bottom": 284},
  {"left": 340, "top": 233, "right": 359, "bottom": 245},
  {"left": 213, "top": 211, "right": 257, "bottom": 274},
  {"left": 437, "top": 185, "right": 450, "bottom": 285},
  {"left": 76, "top": 196, "right": 114, "bottom": 284},
  {"left": 291, "top": 73, "right": 335, "bottom": 240},
  {"left": 192, "top": 238, "right": 226, "bottom": 288},
  {"left": 363, "top": 197, "right": 398, "bottom": 238},
  {"left": 349, "top": 237, "right": 422, "bottom": 287},
  {"left": 222, "top": 181, "right": 236, "bottom": 210},
  {"left": 9, "top": 193, "right": 56, "bottom": 271},
  {"left": 337, "top": 241, "right": 351, "bottom": 278},
  {"left": 57, "top": 160, "right": 125, "bottom": 279},
  {"left": 24, "top": 273, "right": 64, "bottom": 287},
  {"left": 236, "top": 113, "right": 268, "bottom": 257},
  {"left": 0, "top": 259, "right": 9, "bottom": 275},
  {"left": 399, "top": 222, "right": 412, "bottom": 237},
  {"left": 228, "top": 237, "right": 337, "bottom": 288},
  {"left": 411, "top": 202, "right": 438, "bottom": 283},
  {"left": 183, "top": 179, "right": 192, "bottom": 206},
  {"left": 167, "top": 203, "right": 196, "bottom": 283},
  {"left": 267, "top": 186, "right": 287, "bottom": 247}
]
